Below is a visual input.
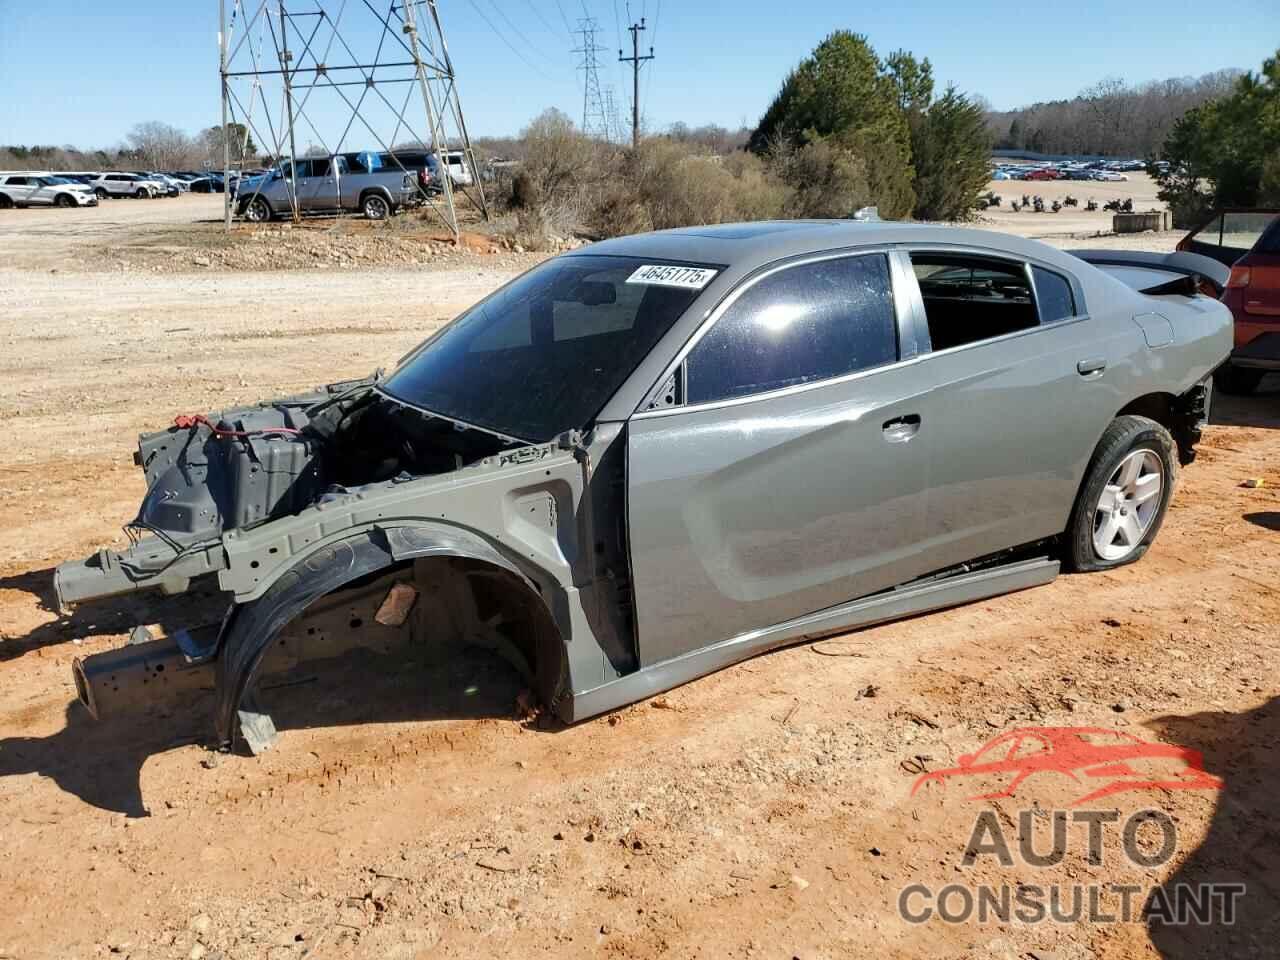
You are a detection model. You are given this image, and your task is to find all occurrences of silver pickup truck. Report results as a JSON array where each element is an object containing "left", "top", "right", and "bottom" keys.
[{"left": 234, "top": 155, "right": 420, "bottom": 221}]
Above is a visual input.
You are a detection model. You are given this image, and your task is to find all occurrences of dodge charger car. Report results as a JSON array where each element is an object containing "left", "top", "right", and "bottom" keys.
[{"left": 55, "top": 221, "right": 1232, "bottom": 754}]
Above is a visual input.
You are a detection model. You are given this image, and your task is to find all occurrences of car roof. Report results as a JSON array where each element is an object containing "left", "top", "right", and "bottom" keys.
[{"left": 579, "top": 220, "right": 1077, "bottom": 275}]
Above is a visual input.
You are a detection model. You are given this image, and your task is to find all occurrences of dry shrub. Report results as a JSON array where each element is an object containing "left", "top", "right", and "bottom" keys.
[
  {"left": 585, "top": 139, "right": 790, "bottom": 238},
  {"left": 767, "top": 138, "right": 872, "bottom": 218}
]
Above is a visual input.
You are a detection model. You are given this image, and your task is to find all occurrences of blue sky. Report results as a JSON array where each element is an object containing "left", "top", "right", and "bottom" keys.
[{"left": 1, "top": 0, "right": 1275, "bottom": 147}]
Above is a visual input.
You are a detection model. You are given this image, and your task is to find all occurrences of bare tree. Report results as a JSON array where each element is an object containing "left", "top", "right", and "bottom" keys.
[{"left": 126, "top": 122, "right": 196, "bottom": 170}]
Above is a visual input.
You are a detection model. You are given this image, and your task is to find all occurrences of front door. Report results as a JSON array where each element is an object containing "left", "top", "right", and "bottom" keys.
[{"left": 627, "top": 252, "right": 936, "bottom": 667}]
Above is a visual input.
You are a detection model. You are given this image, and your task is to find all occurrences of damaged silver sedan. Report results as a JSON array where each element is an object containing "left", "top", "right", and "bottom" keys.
[{"left": 56, "top": 221, "right": 1233, "bottom": 753}]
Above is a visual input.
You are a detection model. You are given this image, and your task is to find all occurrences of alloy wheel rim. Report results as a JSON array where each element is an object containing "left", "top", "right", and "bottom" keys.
[
  {"left": 366, "top": 198, "right": 386, "bottom": 218},
  {"left": 1092, "top": 449, "right": 1163, "bottom": 561}
]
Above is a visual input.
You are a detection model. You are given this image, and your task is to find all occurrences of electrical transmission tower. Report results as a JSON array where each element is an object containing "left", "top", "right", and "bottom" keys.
[
  {"left": 217, "top": 0, "right": 487, "bottom": 235},
  {"left": 572, "top": 18, "right": 609, "bottom": 140},
  {"left": 618, "top": 17, "right": 654, "bottom": 148},
  {"left": 603, "top": 87, "right": 623, "bottom": 144}
]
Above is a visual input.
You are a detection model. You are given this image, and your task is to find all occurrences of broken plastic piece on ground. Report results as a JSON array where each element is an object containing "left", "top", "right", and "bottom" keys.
[{"left": 237, "top": 705, "right": 280, "bottom": 755}]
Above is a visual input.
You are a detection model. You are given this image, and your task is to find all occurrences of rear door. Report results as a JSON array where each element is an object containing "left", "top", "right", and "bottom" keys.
[
  {"left": 3, "top": 176, "right": 37, "bottom": 205},
  {"left": 900, "top": 249, "right": 1119, "bottom": 570},
  {"left": 626, "top": 251, "right": 936, "bottom": 667},
  {"left": 297, "top": 158, "right": 339, "bottom": 211}
]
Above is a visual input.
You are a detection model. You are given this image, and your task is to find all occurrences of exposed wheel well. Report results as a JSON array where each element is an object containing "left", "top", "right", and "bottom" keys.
[
  {"left": 1116, "top": 389, "right": 1204, "bottom": 465},
  {"left": 214, "top": 530, "right": 567, "bottom": 749}
]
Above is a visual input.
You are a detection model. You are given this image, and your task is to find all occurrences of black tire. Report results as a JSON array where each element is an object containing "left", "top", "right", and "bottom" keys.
[
  {"left": 361, "top": 192, "right": 390, "bottom": 220},
  {"left": 55, "top": 193, "right": 76, "bottom": 208},
  {"left": 135, "top": 188, "right": 148, "bottom": 199},
  {"left": 1213, "top": 364, "right": 1264, "bottom": 396},
  {"left": 94, "top": 188, "right": 108, "bottom": 200},
  {"left": 1064, "top": 415, "right": 1177, "bottom": 573},
  {"left": 0, "top": 194, "right": 12, "bottom": 209},
  {"left": 243, "top": 196, "right": 272, "bottom": 223}
]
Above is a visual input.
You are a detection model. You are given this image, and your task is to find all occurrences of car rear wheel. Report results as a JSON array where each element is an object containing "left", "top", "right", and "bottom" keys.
[
  {"left": 134, "top": 188, "right": 148, "bottom": 199},
  {"left": 94, "top": 188, "right": 108, "bottom": 200},
  {"left": 362, "top": 193, "right": 390, "bottom": 220},
  {"left": 1213, "top": 364, "right": 1264, "bottom": 396},
  {"left": 243, "top": 197, "right": 272, "bottom": 223},
  {"left": 1065, "top": 415, "right": 1176, "bottom": 572},
  {"left": 55, "top": 193, "right": 76, "bottom": 208}
]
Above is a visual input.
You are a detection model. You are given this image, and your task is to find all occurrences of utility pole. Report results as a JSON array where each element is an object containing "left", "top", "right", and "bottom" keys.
[{"left": 618, "top": 18, "right": 653, "bottom": 149}]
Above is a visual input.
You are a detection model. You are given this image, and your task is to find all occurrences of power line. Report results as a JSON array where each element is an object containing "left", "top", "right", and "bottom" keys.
[
  {"left": 484, "top": 0, "right": 560, "bottom": 68},
  {"left": 464, "top": 0, "right": 557, "bottom": 81},
  {"left": 643, "top": 0, "right": 660, "bottom": 127},
  {"left": 551, "top": 0, "right": 574, "bottom": 36},
  {"left": 524, "top": 0, "right": 560, "bottom": 38}
]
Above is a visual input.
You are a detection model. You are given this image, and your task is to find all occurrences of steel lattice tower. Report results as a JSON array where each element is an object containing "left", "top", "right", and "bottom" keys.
[
  {"left": 217, "top": 0, "right": 487, "bottom": 234},
  {"left": 604, "top": 86, "right": 623, "bottom": 144},
  {"left": 572, "top": 18, "right": 608, "bottom": 139}
]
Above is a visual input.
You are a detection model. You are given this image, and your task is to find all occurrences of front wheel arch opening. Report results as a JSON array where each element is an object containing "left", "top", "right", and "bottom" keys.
[{"left": 214, "top": 534, "right": 565, "bottom": 750}]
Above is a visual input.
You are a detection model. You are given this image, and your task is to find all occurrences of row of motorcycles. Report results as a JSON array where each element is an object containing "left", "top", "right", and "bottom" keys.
[{"left": 996, "top": 193, "right": 1135, "bottom": 214}]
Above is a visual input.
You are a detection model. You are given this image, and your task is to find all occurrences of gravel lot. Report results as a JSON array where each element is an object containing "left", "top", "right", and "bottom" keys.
[{"left": 1, "top": 193, "right": 1278, "bottom": 960}]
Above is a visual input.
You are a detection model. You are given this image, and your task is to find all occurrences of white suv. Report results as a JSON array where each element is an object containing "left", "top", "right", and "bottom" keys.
[
  {"left": 0, "top": 173, "right": 99, "bottom": 208},
  {"left": 89, "top": 172, "right": 166, "bottom": 199}
]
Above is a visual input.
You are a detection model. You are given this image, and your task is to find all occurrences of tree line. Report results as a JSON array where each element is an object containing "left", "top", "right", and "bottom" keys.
[
  {"left": 0, "top": 122, "right": 258, "bottom": 173},
  {"left": 1153, "top": 49, "right": 1280, "bottom": 224},
  {"left": 986, "top": 71, "right": 1241, "bottom": 158}
]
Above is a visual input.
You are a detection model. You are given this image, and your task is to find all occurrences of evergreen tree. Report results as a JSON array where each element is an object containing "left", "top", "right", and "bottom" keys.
[
  {"left": 912, "top": 88, "right": 993, "bottom": 221},
  {"left": 749, "top": 31, "right": 916, "bottom": 219}
]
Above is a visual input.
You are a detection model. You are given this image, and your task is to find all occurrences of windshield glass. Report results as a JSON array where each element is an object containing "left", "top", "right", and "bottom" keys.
[
  {"left": 41, "top": 176, "right": 72, "bottom": 185},
  {"left": 382, "top": 254, "right": 714, "bottom": 441}
]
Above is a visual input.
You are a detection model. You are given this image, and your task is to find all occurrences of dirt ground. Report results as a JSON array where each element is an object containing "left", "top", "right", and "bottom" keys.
[
  {"left": 976, "top": 172, "right": 1166, "bottom": 240},
  {"left": 1, "top": 194, "right": 1278, "bottom": 960}
]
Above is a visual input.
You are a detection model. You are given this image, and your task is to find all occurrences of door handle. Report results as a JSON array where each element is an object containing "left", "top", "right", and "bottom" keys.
[
  {"left": 882, "top": 414, "right": 921, "bottom": 443},
  {"left": 1077, "top": 357, "right": 1106, "bottom": 377}
]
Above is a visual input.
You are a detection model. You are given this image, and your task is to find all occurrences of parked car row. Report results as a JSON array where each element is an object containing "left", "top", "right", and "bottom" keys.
[
  {"left": 992, "top": 159, "right": 1148, "bottom": 182},
  {"left": 0, "top": 168, "right": 239, "bottom": 208}
]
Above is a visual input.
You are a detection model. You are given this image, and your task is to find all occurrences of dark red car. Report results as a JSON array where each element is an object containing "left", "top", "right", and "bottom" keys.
[
  {"left": 1177, "top": 208, "right": 1280, "bottom": 394},
  {"left": 1024, "top": 168, "right": 1060, "bottom": 181}
]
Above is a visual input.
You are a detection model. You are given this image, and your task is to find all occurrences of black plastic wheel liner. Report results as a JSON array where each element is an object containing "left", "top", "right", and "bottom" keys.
[{"left": 212, "top": 524, "right": 555, "bottom": 747}]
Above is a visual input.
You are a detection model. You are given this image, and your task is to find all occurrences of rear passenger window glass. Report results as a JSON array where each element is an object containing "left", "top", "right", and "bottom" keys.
[
  {"left": 1221, "top": 212, "right": 1275, "bottom": 251},
  {"left": 1032, "top": 267, "right": 1075, "bottom": 322},
  {"left": 686, "top": 254, "right": 897, "bottom": 404},
  {"left": 910, "top": 254, "right": 1036, "bottom": 351}
]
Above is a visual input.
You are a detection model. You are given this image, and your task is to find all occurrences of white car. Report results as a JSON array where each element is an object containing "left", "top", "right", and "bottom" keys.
[
  {"left": 435, "top": 150, "right": 474, "bottom": 187},
  {"left": 88, "top": 172, "right": 167, "bottom": 199},
  {"left": 1095, "top": 171, "right": 1130, "bottom": 182},
  {"left": 0, "top": 173, "right": 99, "bottom": 208}
]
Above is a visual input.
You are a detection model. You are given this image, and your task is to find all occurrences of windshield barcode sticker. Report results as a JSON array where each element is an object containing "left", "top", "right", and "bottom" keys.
[{"left": 626, "top": 265, "right": 717, "bottom": 289}]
